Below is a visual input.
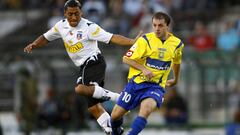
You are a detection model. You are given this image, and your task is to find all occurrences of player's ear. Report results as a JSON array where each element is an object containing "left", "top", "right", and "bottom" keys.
[
  {"left": 166, "top": 25, "right": 170, "bottom": 30},
  {"left": 80, "top": 11, "right": 83, "bottom": 17},
  {"left": 64, "top": 9, "right": 67, "bottom": 17}
]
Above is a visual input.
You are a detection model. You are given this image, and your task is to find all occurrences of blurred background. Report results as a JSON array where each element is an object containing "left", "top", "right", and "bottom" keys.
[{"left": 0, "top": 0, "right": 240, "bottom": 135}]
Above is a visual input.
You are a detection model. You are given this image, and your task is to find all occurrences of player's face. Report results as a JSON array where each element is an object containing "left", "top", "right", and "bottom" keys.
[
  {"left": 64, "top": 7, "right": 82, "bottom": 27},
  {"left": 152, "top": 18, "right": 169, "bottom": 39}
]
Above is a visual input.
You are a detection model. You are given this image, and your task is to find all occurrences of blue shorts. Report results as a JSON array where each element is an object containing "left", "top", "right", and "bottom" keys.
[{"left": 117, "top": 80, "right": 165, "bottom": 111}]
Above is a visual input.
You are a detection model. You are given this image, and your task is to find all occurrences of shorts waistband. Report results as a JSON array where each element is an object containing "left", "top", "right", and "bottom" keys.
[{"left": 82, "top": 53, "right": 101, "bottom": 65}]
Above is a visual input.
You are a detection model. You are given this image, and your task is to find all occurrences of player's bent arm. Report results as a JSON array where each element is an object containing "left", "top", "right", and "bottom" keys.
[
  {"left": 123, "top": 56, "right": 154, "bottom": 79},
  {"left": 166, "top": 64, "right": 181, "bottom": 87},
  {"left": 172, "top": 63, "right": 181, "bottom": 83},
  {"left": 110, "top": 34, "right": 135, "bottom": 46},
  {"left": 24, "top": 35, "right": 49, "bottom": 53}
]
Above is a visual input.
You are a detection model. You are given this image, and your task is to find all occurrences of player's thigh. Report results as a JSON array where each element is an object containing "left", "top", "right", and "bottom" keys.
[
  {"left": 77, "top": 54, "right": 106, "bottom": 86},
  {"left": 85, "top": 96, "right": 106, "bottom": 108},
  {"left": 85, "top": 62, "right": 106, "bottom": 83},
  {"left": 88, "top": 102, "right": 105, "bottom": 117},
  {"left": 139, "top": 98, "right": 157, "bottom": 118},
  {"left": 111, "top": 105, "right": 128, "bottom": 120}
]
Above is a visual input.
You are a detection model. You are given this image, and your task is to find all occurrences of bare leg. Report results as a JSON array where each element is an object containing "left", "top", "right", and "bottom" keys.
[
  {"left": 111, "top": 105, "right": 128, "bottom": 121},
  {"left": 88, "top": 103, "right": 112, "bottom": 134},
  {"left": 88, "top": 103, "right": 105, "bottom": 119},
  {"left": 111, "top": 105, "right": 128, "bottom": 135},
  {"left": 128, "top": 98, "right": 157, "bottom": 135},
  {"left": 138, "top": 98, "right": 157, "bottom": 119}
]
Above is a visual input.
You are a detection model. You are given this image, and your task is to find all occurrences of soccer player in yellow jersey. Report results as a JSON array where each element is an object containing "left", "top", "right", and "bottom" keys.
[{"left": 110, "top": 12, "right": 184, "bottom": 135}]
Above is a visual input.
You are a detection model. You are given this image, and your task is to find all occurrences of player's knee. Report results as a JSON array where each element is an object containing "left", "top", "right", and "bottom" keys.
[
  {"left": 144, "top": 107, "right": 153, "bottom": 115},
  {"left": 88, "top": 104, "right": 106, "bottom": 118},
  {"left": 139, "top": 101, "right": 156, "bottom": 117},
  {"left": 111, "top": 112, "right": 122, "bottom": 121},
  {"left": 111, "top": 107, "right": 124, "bottom": 120},
  {"left": 139, "top": 108, "right": 152, "bottom": 118}
]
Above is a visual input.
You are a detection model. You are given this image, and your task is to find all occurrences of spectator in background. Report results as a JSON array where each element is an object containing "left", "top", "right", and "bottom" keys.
[
  {"left": 123, "top": 0, "right": 143, "bottom": 17},
  {"left": 162, "top": 87, "right": 188, "bottom": 126},
  {"left": 37, "top": 88, "right": 66, "bottom": 130},
  {"left": 4, "top": 0, "right": 21, "bottom": 9},
  {"left": 137, "top": 0, "right": 153, "bottom": 33},
  {"left": 236, "top": 17, "right": 240, "bottom": 36},
  {"left": 61, "top": 92, "right": 89, "bottom": 131},
  {"left": 17, "top": 68, "right": 38, "bottom": 135},
  {"left": 48, "top": 0, "right": 65, "bottom": 28},
  {"left": 217, "top": 21, "right": 240, "bottom": 52},
  {"left": 226, "top": 107, "right": 240, "bottom": 135},
  {"left": 149, "top": 0, "right": 172, "bottom": 14},
  {"left": 48, "top": 9, "right": 64, "bottom": 28},
  {"left": 123, "top": 0, "right": 144, "bottom": 27},
  {"left": 101, "top": 0, "right": 130, "bottom": 35},
  {"left": 82, "top": 0, "right": 106, "bottom": 24},
  {"left": 188, "top": 21, "right": 215, "bottom": 52},
  {"left": 217, "top": 21, "right": 240, "bottom": 63}
]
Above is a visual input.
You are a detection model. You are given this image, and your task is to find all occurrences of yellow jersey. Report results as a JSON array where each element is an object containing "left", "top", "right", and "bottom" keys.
[{"left": 125, "top": 32, "right": 184, "bottom": 88}]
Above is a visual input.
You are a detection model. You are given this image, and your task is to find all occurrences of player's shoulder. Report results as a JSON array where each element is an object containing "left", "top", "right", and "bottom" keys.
[
  {"left": 137, "top": 32, "right": 155, "bottom": 44},
  {"left": 81, "top": 18, "right": 101, "bottom": 33},
  {"left": 169, "top": 33, "right": 182, "bottom": 44},
  {"left": 169, "top": 33, "right": 184, "bottom": 49},
  {"left": 143, "top": 32, "right": 155, "bottom": 39},
  {"left": 81, "top": 18, "right": 97, "bottom": 27},
  {"left": 54, "top": 19, "right": 69, "bottom": 29}
]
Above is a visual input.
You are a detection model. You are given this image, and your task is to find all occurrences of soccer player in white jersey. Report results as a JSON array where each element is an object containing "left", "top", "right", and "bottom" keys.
[{"left": 24, "top": 0, "right": 140, "bottom": 134}]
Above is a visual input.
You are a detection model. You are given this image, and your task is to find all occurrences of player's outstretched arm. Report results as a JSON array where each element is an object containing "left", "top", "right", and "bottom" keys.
[
  {"left": 110, "top": 34, "right": 135, "bottom": 46},
  {"left": 24, "top": 35, "right": 49, "bottom": 53},
  {"left": 110, "top": 31, "right": 143, "bottom": 46}
]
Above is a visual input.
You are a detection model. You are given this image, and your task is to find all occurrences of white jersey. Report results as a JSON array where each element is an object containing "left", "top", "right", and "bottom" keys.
[{"left": 43, "top": 18, "right": 113, "bottom": 66}]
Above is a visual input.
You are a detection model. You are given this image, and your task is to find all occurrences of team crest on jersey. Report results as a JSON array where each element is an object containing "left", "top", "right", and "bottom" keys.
[{"left": 77, "top": 31, "right": 82, "bottom": 40}]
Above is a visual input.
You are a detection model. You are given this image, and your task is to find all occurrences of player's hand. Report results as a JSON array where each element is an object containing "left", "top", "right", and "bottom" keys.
[
  {"left": 166, "top": 79, "right": 177, "bottom": 87},
  {"left": 24, "top": 43, "right": 35, "bottom": 53},
  {"left": 142, "top": 68, "right": 154, "bottom": 80},
  {"left": 134, "top": 30, "right": 143, "bottom": 43}
]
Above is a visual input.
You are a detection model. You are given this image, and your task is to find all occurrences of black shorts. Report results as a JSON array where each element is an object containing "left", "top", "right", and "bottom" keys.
[{"left": 77, "top": 54, "right": 106, "bottom": 107}]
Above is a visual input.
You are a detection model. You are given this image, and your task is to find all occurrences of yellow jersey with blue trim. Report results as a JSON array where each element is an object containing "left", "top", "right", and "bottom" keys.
[
  {"left": 124, "top": 32, "right": 184, "bottom": 88},
  {"left": 43, "top": 18, "right": 113, "bottom": 66}
]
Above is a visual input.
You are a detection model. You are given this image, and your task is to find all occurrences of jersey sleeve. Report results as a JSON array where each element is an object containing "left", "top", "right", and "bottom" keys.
[
  {"left": 87, "top": 23, "right": 113, "bottom": 44},
  {"left": 125, "top": 37, "right": 147, "bottom": 61},
  {"left": 173, "top": 41, "right": 184, "bottom": 64},
  {"left": 43, "top": 21, "right": 62, "bottom": 41}
]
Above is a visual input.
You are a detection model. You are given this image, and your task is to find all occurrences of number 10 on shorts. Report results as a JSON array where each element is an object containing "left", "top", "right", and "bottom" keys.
[{"left": 122, "top": 92, "right": 131, "bottom": 103}]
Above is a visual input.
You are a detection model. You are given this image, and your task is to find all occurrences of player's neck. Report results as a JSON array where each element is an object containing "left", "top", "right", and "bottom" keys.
[{"left": 159, "top": 33, "right": 170, "bottom": 41}]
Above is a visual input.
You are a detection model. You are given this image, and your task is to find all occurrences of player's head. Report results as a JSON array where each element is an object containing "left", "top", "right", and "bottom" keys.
[
  {"left": 152, "top": 12, "right": 171, "bottom": 38},
  {"left": 64, "top": 0, "right": 82, "bottom": 27}
]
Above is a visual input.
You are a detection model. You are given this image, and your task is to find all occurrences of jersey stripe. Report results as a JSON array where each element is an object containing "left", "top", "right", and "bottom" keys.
[
  {"left": 146, "top": 58, "right": 171, "bottom": 70},
  {"left": 142, "top": 35, "right": 151, "bottom": 49},
  {"left": 174, "top": 41, "right": 183, "bottom": 52}
]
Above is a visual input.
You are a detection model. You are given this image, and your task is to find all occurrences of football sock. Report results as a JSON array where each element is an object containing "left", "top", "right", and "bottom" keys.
[
  {"left": 128, "top": 116, "right": 147, "bottom": 135},
  {"left": 111, "top": 118, "right": 123, "bottom": 135},
  {"left": 97, "top": 112, "right": 112, "bottom": 133},
  {"left": 93, "top": 85, "right": 120, "bottom": 102}
]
